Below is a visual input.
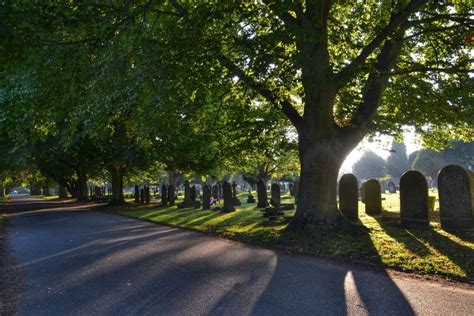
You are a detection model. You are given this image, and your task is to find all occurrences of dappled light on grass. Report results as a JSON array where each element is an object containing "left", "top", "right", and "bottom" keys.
[{"left": 109, "top": 192, "right": 473, "bottom": 280}]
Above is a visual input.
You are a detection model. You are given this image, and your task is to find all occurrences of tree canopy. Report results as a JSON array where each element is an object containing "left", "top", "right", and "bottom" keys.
[{"left": 1, "top": 1, "right": 472, "bottom": 230}]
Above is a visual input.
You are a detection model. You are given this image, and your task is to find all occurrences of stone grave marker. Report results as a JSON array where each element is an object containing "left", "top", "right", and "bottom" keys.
[
  {"left": 257, "top": 179, "right": 268, "bottom": 208},
  {"left": 400, "top": 171, "right": 429, "bottom": 227},
  {"left": 221, "top": 181, "right": 235, "bottom": 213},
  {"left": 232, "top": 181, "right": 241, "bottom": 206},
  {"left": 388, "top": 181, "right": 397, "bottom": 193},
  {"left": 339, "top": 173, "right": 358, "bottom": 220},
  {"left": 438, "top": 165, "right": 474, "bottom": 231},
  {"left": 161, "top": 184, "right": 168, "bottom": 206},
  {"left": 140, "top": 188, "right": 145, "bottom": 204},
  {"left": 365, "top": 179, "right": 382, "bottom": 216},
  {"left": 270, "top": 183, "right": 281, "bottom": 208},
  {"left": 145, "top": 186, "right": 151, "bottom": 204},
  {"left": 360, "top": 181, "right": 366, "bottom": 203},
  {"left": 134, "top": 185, "right": 140, "bottom": 203},
  {"left": 202, "top": 184, "right": 211, "bottom": 210}
]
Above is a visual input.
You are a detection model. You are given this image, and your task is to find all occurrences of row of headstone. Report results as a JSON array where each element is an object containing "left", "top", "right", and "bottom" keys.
[
  {"left": 134, "top": 185, "right": 151, "bottom": 204},
  {"left": 339, "top": 165, "right": 473, "bottom": 232}
]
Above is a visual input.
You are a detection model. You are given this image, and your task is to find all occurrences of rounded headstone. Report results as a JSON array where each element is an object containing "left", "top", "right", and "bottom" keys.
[
  {"left": 365, "top": 179, "right": 382, "bottom": 216},
  {"left": 270, "top": 183, "right": 281, "bottom": 208},
  {"left": 339, "top": 173, "right": 359, "bottom": 220},
  {"left": 202, "top": 184, "right": 211, "bottom": 210},
  {"left": 221, "top": 181, "right": 235, "bottom": 213},
  {"left": 438, "top": 165, "right": 474, "bottom": 231},
  {"left": 360, "top": 181, "right": 366, "bottom": 203},
  {"left": 161, "top": 184, "right": 168, "bottom": 206},
  {"left": 257, "top": 179, "right": 268, "bottom": 208},
  {"left": 400, "top": 170, "right": 429, "bottom": 228}
]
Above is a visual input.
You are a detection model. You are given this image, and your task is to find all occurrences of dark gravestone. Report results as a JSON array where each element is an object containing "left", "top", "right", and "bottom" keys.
[
  {"left": 212, "top": 185, "right": 219, "bottom": 200},
  {"left": 270, "top": 183, "right": 281, "bottom": 208},
  {"left": 294, "top": 182, "right": 299, "bottom": 204},
  {"left": 231, "top": 181, "right": 241, "bottom": 206},
  {"left": 289, "top": 183, "right": 295, "bottom": 197},
  {"left": 400, "top": 171, "right": 429, "bottom": 228},
  {"left": 360, "top": 181, "right": 366, "bottom": 203},
  {"left": 134, "top": 185, "right": 140, "bottom": 203},
  {"left": 168, "top": 185, "right": 175, "bottom": 206},
  {"left": 190, "top": 185, "right": 197, "bottom": 201},
  {"left": 140, "top": 188, "right": 145, "bottom": 204},
  {"left": 218, "top": 183, "right": 223, "bottom": 199},
  {"left": 145, "top": 186, "right": 151, "bottom": 204},
  {"left": 161, "top": 184, "right": 168, "bottom": 206},
  {"left": 365, "top": 179, "right": 382, "bottom": 216},
  {"left": 221, "top": 181, "right": 235, "bottom": 213},
  {"left": 257, "top": 179, "right": 268, "bottom": 208},
  {"left": 339, "top": 174, "right": 359, "bottom": 221},
  {"left": 388, "top": 181, "right": 397, "bottom": 193},
  {"left": 438, "top": 165, "right": 474, "bottom": 231},
  {"left": 184, "top": 181, "right": 191, "bottom": 202},
  {"left": 202, "top": 184, "right": 211, "bottom": 210}
]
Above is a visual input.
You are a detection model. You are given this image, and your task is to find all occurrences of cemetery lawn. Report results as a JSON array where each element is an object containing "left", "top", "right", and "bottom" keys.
[{"left": 107, "top": 191, "right": 474, "bottom": 282}]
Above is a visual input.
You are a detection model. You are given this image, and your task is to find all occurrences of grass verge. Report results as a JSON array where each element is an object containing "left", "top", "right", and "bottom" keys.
[{"left": 106, "top": 192, "right": 473, "bottom": 282}]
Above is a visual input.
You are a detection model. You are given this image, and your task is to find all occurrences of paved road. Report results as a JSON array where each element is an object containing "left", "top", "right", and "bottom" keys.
[{"left": 2, "top": 196, "right": 473, "bottom": 315}]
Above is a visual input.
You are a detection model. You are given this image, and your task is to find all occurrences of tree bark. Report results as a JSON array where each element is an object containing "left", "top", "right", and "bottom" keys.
[
  {"left": 76, "top": 170, "right": 89, "bottom": 201},
  {"left": 110, "top": 165, "right": 125, "bottom": 205},
  {"left": 289, "top": 127, "right": 361, "bottom": 231}
]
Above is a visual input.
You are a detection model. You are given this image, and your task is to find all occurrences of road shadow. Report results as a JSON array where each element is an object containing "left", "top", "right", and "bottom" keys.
[{"left": 6, "top": 198, "right": 417, "bottom": 314}]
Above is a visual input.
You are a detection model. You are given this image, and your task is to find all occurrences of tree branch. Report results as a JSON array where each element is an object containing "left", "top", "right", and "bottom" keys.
[
  {"left": 218, "top": 55, "right": 303, "bottom": 131},
  {"left": 351, "top": 36, "right": 404, "bottom": 130},
  {"left": 335, "top": 0, "right": 428, "bottom": 88},
  {"left": 391, "top": 67, "right": 474, "bottom": 76},
  {"left": 262, "top": 0, "right": 300, "bottom": 28}
]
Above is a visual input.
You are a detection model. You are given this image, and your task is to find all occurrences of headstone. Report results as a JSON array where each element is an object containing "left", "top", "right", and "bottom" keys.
[
  {"left": 388, "top": 181, "right": 396, "bottom": 193},
  {"left": 289, "top": 183, "right": 295, "bottom": 197},
  {"left": 270, "top": 183, "right": 281, "bottom": 208},
  {"left": 190, "top": 185, "right": 197, "bottom": 201},
  {"left": 184, "top": 181, "right": 191, "bottom": 202},
  {"left": 168, "top": 185, "right": 175, "bottom": 206},
  {"left": 365, "top": 179, "right": 382, "bottom": 216},
  {"left": 145, "top": 186, "right": 151, "bottom": 204},
  {"left": 212, "top": 185, "right": 219, "bottom": 200},
  {"left": 360, "top": 181, "right": 366, "bottom": 203},
  {"left": 400, "top": 171, "right": 429, "bottom": 227},
  {"left": 294, "top": 182, "right": 299, "bottom": 204},
  {"left": 134, "top": 185, "right": 140, "bottom": 203},
  {"left": 161, "top": 184, "right": 168, "bottom": 206},
  {"left": 202, "top": 184, "right": 211, "bottom": 210},
  {"left": 218, "top": 183, "right": 223, "bottom": 199},
  {"left": 231, "top": 181, "right": 241, "bottom": 206},
  {"left": 257, "top": 179, "right": 268, "bottom": 208},
  {"left": 178, "top": 181, "right": 200, "bottom": 208},
  {"left": 339, "top": 174, "right": 359, "bottom": 221},
  {"left": 221, "top": 181, "right": 235, "bottom": 213},
  {"left": 140, "top": 188, "right": 145, "bottom": 204},
  {"left": 438, "top": 165, "right": 474, "bottom": 231}
]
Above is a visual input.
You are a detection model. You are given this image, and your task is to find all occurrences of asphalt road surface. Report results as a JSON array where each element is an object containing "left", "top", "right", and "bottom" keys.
[{"left": 2, "top": 196, "right": 473, "bottom": 315}]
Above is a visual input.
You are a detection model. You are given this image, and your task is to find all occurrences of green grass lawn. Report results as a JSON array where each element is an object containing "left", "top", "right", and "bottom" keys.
[{"left": 105, "top": 191, "right": 473, "bottom": 281}]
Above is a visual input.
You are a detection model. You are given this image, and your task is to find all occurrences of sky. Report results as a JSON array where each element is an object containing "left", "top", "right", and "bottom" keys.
[{"left": 340, "top": 127, "right": 422, "bottom": 173}]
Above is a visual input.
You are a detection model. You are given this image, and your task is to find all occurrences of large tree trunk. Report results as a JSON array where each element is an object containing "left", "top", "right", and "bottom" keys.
[
  {"left": 289, "top": 128, "right": 361, "bottom": 232},
  {"left": 76, "top": 170, "right": 88, "bottom": 201},
  {"left": 167, "top": 170, "right": 178, "bottom": 187},
  {"left": 110, "top": 165, "right": 125, "bottom": 205},
  {"left": 58, "top": 183, "right": 68, "bottom": 198}
]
